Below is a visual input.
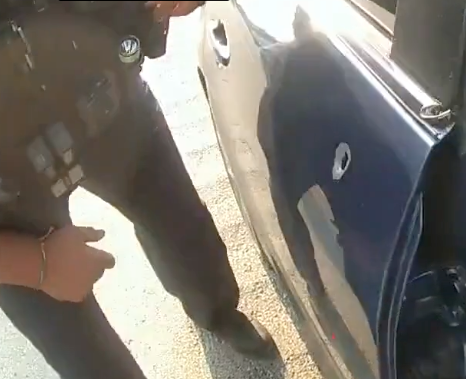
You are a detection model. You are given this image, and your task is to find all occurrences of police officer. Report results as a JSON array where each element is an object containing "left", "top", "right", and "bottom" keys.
[{"left": 0, "top": 1, "right": 276, "bottom": 378}]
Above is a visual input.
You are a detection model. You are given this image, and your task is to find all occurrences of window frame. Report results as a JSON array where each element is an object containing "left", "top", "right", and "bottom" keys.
[
  {"left": 350, "top": 0, "right": 466, "bottom": 108},
  {"left": 348, "top": 0, "right": 395, "bottom": 37},
  {"left": 392, "top": 0, "right": 466, "bottom": 108}
]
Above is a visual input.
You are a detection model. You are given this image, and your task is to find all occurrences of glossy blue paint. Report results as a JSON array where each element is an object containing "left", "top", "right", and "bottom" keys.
[
  {"left": 259, "top": 21, "right": 435, "bottom": 377},
  {"left": 198, "top": 1, "right": 451, "bottom": 378},
  {"left": 450, "top": 157, "right": 466, "bottom": 250}
]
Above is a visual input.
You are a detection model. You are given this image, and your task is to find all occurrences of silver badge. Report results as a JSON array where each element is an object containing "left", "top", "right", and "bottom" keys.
[{"left": 119, "top": 36, "right": 141, "bottom": 64}]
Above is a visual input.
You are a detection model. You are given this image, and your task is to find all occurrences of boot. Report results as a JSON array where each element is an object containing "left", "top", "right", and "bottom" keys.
[{"left": 213, "top": 310, "right": 278, "bottom": 359}]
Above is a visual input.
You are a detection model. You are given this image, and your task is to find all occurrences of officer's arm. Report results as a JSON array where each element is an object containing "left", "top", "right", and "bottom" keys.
[{"left": 0, "top": 231, "right": 42, "bottom": 288}]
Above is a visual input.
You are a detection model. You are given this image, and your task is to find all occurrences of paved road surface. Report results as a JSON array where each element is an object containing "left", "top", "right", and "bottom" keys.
[{"left": 0, "top": 14, "right": 321, "bottom": 379}]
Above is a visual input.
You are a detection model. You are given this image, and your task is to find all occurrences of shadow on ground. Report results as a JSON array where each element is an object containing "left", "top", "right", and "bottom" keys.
[
  {"left": 195, "top": 256, "right": 310, "bottom": 379},
  {"left": 196, "top": 326, "right": 285, "bottom": 379}
]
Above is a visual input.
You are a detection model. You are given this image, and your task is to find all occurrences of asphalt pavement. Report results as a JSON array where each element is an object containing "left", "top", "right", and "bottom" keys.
[{"left": 0, "top": 14, "right": 321, "bottom": 379}]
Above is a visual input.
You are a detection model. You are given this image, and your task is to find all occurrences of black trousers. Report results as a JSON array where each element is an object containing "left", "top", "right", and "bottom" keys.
[{"left": 0, "top": 80, "right": 240, "bottom": 379}]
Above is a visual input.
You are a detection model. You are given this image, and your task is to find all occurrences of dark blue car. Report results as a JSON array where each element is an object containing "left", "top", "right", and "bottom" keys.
[{"left": 197, "top": 1, "right": 466, "bottom": 378}]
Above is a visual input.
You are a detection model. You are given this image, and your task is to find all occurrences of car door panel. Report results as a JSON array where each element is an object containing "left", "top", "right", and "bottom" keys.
[{"left": 199, "top": 1, "right": 441, "bottom": 378}]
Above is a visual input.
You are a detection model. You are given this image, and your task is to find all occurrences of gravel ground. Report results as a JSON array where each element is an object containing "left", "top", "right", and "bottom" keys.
[{"left": 0, "top": 14, "right": 321, "bottom": 379}]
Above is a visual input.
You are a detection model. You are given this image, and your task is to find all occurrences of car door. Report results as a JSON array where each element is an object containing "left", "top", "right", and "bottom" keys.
[{"left": 199, "top": 0, "right": 454, "bottom": 378}]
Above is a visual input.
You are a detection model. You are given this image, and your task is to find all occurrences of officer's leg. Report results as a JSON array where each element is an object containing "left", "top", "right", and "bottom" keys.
[
  {"left": 0, "top": 286, "right": 147, "bottom": 379},
  {"left": 81, "top": 80, "right": 275, "bottom": 358}
]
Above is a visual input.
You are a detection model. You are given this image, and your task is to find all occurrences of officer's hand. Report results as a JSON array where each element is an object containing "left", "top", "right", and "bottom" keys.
[
  {"left": 145, "top": 1, "right": 202, "bottom": 19},
  {"left": 40, "top": 225, "right": 115, "bottom": 303}
]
